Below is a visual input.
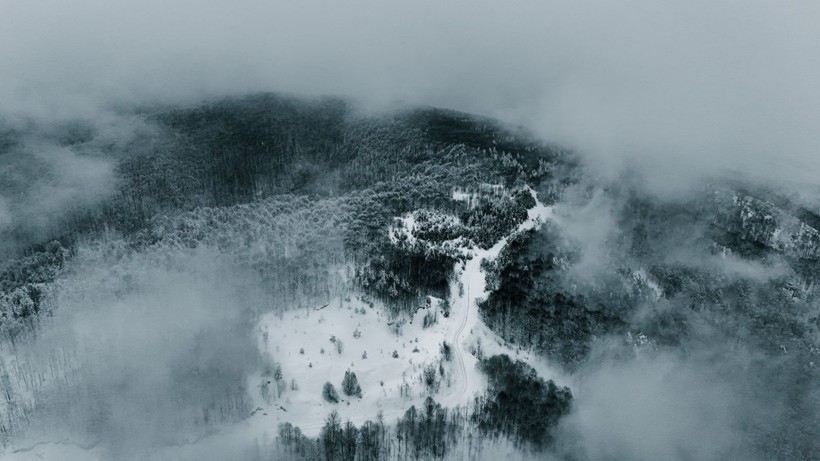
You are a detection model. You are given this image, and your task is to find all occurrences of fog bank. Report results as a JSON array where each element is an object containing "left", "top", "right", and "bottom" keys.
[
  {"left": 2, "top": 0, "right": 819, "bottom": 191},
  {"left": 5, "top": 242, "right": 262, "bottom": 459}
]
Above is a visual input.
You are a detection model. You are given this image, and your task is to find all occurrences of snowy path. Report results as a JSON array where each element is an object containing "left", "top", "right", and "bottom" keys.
[{"left": 440, "top": 189, "right": 554, "bottom": 408}]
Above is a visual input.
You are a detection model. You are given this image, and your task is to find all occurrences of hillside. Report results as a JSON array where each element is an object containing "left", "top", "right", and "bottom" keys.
[{"left": 0, "top": 94, "right": 817, "bottom": 460}]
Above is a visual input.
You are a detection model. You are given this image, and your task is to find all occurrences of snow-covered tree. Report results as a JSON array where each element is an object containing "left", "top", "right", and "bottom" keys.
[
  {"left": 322, "top": 381, "right": 339, "bottom": 403},
  {"left": 341, "top": 370, "right": 362, "bottom": 398}
]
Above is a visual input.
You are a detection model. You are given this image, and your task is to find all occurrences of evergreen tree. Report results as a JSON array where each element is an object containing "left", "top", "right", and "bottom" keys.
[
  {"left": 341, "top": 370, "right": 362, "bottom": 398},
  {"left": 323, "top": 381, "right": 340, "bottom": 403}
]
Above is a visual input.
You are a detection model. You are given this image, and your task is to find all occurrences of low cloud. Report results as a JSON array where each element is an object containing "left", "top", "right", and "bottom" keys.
[
  {"left": 559, "top": 346, "right": 759, "bottom": 461},
  {"left": 2, "top": 1, "right": 819, "bottom": 194},
  {"left": 0, "top": 111, "right": 156, "bottom": 255},
  {"left": 0, "top": 133, "right": 114, "bottom": 255},
  {"left": 9, "top": 243, "right": 261, "bottom": 459}
]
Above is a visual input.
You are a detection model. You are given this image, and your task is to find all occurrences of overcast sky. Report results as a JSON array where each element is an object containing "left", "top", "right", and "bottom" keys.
[{"left": 2, "top": 0, "right": 819, "bottom": 191}]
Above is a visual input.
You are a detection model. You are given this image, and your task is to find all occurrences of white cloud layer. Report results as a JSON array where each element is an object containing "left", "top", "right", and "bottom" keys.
[{"left": 2, "top": 0, "right": 819, "bottom": 191}]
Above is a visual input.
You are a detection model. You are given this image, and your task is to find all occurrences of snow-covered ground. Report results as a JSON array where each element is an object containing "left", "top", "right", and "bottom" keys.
[
  {"left": 632, "top": 268, "right": 663, "bottom": 301},
  {"left": 452, "top": 184, "right": 507, "bottom": 209},
  {"left": 252, "top": 294, "right": 453, "bottom": 435}
]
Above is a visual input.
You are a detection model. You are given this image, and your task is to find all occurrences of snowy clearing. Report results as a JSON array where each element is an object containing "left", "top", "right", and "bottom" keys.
[{"left": 253, "top": 187, "right": 563, "bottom": 436}]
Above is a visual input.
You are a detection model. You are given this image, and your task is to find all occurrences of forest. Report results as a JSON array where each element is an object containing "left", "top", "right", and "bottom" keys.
[{"left": 0, "top": 93, "right": 817, "bottom": 460}]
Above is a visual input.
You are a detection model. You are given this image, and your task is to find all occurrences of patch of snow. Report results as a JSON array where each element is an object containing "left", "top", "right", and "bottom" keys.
[
  {"left": 451, "top": 190, "right": 473, "bottom": 203},
  {"left": 387, "top": 209, "right": 472, "bottom": 256},
  {"left": 388, "top": 214, "right": 419, "bottom": 245},
  {"left": 634, "top": 268, "right": 663, "bottom": 301},
  {"left": 253, "top": 295, "right": 454, "bottom": 436}
]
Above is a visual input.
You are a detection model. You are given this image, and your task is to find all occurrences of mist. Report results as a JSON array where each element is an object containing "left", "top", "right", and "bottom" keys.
[
  {"left": 4, "top": 240, "right": 262, "bottom": 459},
  {"left": 542, "top": 174, "right": 820, "bottom": 461},
  {"left": 2, "top": 0, "right": 820, "bottom": 193},
  {"left": 559, "top": 344, "right": 758, "bottom": 461},
  {"left": 0, "top": 138, "right": 113, "bottom": 253},
  {"left": 0, "top": 113, "right": 155, "bottom": 256}
]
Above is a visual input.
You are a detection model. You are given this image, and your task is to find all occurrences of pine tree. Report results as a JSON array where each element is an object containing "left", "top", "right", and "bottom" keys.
[
  {"left": 323, "top": 381, "right": 340, "bottom": 403},
  {"left": 341, "top": 370, "right": 362, "bottom": 398}
]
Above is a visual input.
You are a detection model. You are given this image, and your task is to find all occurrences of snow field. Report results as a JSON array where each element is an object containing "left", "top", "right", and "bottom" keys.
[{"left": 254, "top": 295, "right": 453, "bottom": 435}]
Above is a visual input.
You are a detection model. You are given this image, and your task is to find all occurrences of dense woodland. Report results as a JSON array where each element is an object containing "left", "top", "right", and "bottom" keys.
[
  {"left": 0, "top": 94, "right": 567, "bottom": 332},
  {"left": 479, "top": 184, "right": 820, "bottom": 367},
  {"left": 477, "top": 181, "right": 820, "bottom": 458},
  {"left": 473, "top": 354, "right": 573, "bottom": 448},
  {"left": 275, "top": 399, "right": 465, "bottom": 461}
]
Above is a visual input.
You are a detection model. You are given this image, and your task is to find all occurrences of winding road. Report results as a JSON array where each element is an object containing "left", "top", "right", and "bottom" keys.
[
  {"left": 443, "top": 188, "right": 552, "bottom": 407},
  {"left": 450, "top": 258, "right": 473, "bottom": 399}
]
